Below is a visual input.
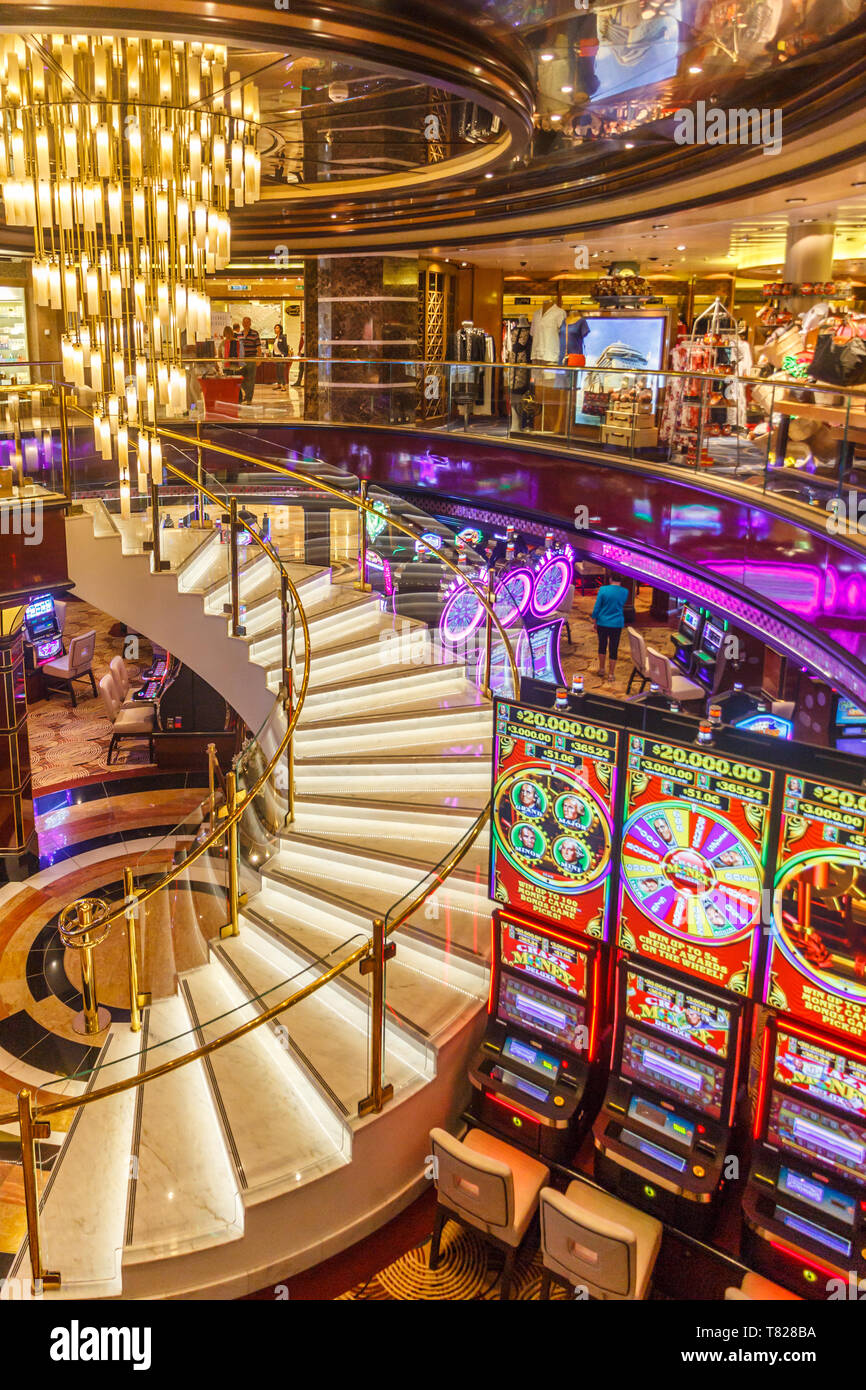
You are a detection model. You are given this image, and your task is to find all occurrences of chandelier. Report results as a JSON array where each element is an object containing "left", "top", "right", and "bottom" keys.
[{"left": 0, "top": 33, "right": 261, "bottom": 511}]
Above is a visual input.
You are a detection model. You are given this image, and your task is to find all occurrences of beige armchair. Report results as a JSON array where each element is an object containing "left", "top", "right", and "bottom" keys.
[
  {"left": 428, "top": 1126, "right": 549, "bottom": 1300},
  {"left": 42, "top": 629, "right": 98, "bottom": 707},
  {"left": 98, "top": 672, "right": 155, "bottom": 764},
  {"left": 539, "top": 1182, "right": 662, "bottom": 1300}
]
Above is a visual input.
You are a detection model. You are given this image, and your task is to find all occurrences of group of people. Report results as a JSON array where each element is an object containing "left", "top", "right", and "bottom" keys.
[{"left": 218, "top": 317, "right": 300, "bottom": 403}]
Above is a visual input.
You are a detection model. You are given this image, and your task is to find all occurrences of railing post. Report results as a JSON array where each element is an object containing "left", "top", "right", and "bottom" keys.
[
  {"left": 17, "top": 1089, "right": 60, "bottom": 1295},
  {"left": 228, "top": 496, "right": 244, "bottom": 635},
  {"left": 355, "top": 478, "right": 371, "bottom": 592},
  {"left": 482, "top": 568, "right": 495, "bottom": 699},
  {"left": 207, "top": 741, "right": 218, "bottom": 836},
  {"left": 221, "top": 770, "right": 241, "bottom": 938},
  {"left": 59, "top": 899, "right": 111, "bottom": 1036},
  {"left": 123, "top": 867, "right": 150, "bottom": 1032},
  {"left": 284, "top": 668, "right": 294, "bottom": 827},
  {"left": 194, "top": 419, "right": 205, "bottom": 526},
  {"left": 149, "top": 475, "right": 168, "bottom": 572},
  {"left": 58, "top": 384, "right": 71, "bottom": 501},
  {"left": 358, "top": 917, "right": 395, "bottom": 1117}
]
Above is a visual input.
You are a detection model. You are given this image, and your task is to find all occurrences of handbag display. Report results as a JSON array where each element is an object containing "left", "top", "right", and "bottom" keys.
[{"left": 809, "top": 328, "right": 866, "bottom": 385}]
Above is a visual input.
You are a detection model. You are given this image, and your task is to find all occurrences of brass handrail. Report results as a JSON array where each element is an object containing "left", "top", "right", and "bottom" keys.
[
  {"left": 53, "top": 444, "right": 311, "bottom": 940},
  {"left": 0, "top": 418, "right": 517, "bottom": 1133}
]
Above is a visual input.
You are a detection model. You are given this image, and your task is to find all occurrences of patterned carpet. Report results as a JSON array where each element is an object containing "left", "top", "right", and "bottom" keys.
[
  {"left": 27, "top": 600, "right": 154, "bottom": 790},
  {"left": 337, "top": 1220, "right": 569, "bottom": 1301}
]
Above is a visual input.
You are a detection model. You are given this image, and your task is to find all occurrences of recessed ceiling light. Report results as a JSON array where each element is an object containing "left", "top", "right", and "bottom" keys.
[
  {"left": 676, "top": 244, "right": 686, "bottom": 250},
  {"left": 550, "top": 113, "right": 562, "bottom": 122},
  {"left": 688, "top": 65, "right": 703, "bottom": 74},
  {"left": 624, "top": 142, "right": 634, "bottom": 148},
  {"left": 330, "top": 213, "right": 337, "bottom": 219},
  {"left": 800, "top": 217, "right": 815, "bottom": 224},
  {"left": 461, "top": 262, "right": 467, "bottom": 266},
  {"left": 540, "top": 52, "right": 554, "bottom": 61},
  {"left": 785, "top": 197, "right": 806, "bottom": 204},
  {"left": 484, "top": 172, "right": 493, "bottom": 179},
  {"left": 653, "top": 223, "right": 668, "bottom": 229},
  {"left": 561, "top": 85, "right": 573, "bottom": 94}
]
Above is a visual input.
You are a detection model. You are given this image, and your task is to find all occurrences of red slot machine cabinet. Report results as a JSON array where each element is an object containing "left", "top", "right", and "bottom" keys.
[
  {"left": 593, "top": 959, "right": 746, "bottom": 1236},
  {"left": 593, "top": 730, "right": 776, "bottom": 1236},
  {"left": 744, "top": 1020, "right": 866, "bottom": 1297},
  {"left": 471, "top": 698, "right": 623, "bottom": 1160},
  {"left": 469, "top": 909, "right": 605, "bottom": 1163},
  {"left": 743, "top": 769, "right": 866, "bottom": 1296}
]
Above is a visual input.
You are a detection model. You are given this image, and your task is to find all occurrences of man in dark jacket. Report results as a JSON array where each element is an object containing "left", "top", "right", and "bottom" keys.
[{"left": 239, "top": 317, "right": 261, "bottom": 403}]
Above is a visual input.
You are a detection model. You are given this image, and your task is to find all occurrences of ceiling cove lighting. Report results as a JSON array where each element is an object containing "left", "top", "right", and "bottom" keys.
[{"left": 0, "top": 33, "right": 262, "bottom": 513}]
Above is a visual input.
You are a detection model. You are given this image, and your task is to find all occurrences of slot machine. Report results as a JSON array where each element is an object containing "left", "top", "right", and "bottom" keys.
[
  {"left": 22, "top": 593, "right": 63, "bottom": 667},
  {"left": 593, "top": 731, "right": 775, "bottom": 1235},
  {"left": 470, "top": 697, "right": 621, "bottom": 1159},
  {"left": 671, "top": 603, "right": 705, "bottom": 673},
  {"left": 832, "top": 695, "right": 866, "bottom": 757},
  {"left": 691, "top": 616, "right": 727, "bottom": 691},
  {"left": 469, "top": 909, "right": 604, "bottom": 1161},
  {"left": 743, "top": 769, "right": 866, "bottom": 1296}
]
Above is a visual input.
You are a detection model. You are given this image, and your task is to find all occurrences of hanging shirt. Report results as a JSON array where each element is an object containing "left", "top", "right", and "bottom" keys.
[{"left": 530, "top": 304, "right": 566, "bottom": 363}]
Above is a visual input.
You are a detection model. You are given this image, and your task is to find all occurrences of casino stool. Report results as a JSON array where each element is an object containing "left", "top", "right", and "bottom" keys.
[
  {"left": 109, "top": 655, "right": 154, "bottom": 711},
  {"left": 625, "top": 627, "right": 652, "bottom": 694},
  {"left": 428, "top": 1127, "right": 549, "bottom": 1300},
  {"left": 98, "top": 673, "right": 155, "bottom": 764},
  {"left": 646, "top": 647, "right": 705, "bottom": 704},
  {"left": 42, "top": 629, "right": 98, "bottom": 708},
  {"left": 54, "top": 599, "right": 68, "bottom": 636},
  {"left": 725, "top": 1272, "right": 802, "bottom": 1301},
  {"left": 538, "top": 1181, "right": 663, "bottom": 1301},
  {"left": 771, "top": 699, "right": 795, "bottom": 721}
]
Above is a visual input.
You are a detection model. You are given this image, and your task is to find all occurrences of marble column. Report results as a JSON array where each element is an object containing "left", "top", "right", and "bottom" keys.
[
  {"left": 306, "top": 257, "right": 420, "bottom": 424},
  {"left": 0, "top": 605, "right": 37, "bottom": 881}
]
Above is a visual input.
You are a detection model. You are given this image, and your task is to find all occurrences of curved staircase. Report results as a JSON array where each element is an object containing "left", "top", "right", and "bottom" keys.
[{"left": 9, "top": 498, "right": 494, "bottom": 1299}]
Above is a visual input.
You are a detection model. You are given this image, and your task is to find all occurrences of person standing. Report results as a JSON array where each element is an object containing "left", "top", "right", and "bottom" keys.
[
  {"left": 591, "top": 574, "right": 628, "bottom": 682},
  {"left": 293, "top": 329, "right": 305, "bottom": 389},
  {"left": 220, "top": 324, "right": 239, "bottom": 374},
  {"left": 239, "top": 316, "right": 261, "bottom": 403},
  {"left": 272, "top": 321, "right": 291, "bottom": 391}
]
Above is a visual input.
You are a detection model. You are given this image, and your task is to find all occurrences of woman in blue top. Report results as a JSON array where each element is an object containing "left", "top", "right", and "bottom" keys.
[{"left": 591, "top": 575, "right": 628, "bottom": 682}]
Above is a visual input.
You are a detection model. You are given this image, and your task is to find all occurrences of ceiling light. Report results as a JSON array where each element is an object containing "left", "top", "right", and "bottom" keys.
[
  {"left": 676, "top": 244, "right": 686, "bottom": 250},
  {"left": 624, "top": 142, "right": 634, "bottom": 149},
  {"left": 561, "top": 85, "right": 574, "bottom": 94},
  {"left": 540, "top": 52, "right": 555, "bottom": 61},
  {"left": 331, "top": 213, "right": 337, "bottom": 219},
  {"left": 484, "top": 172, "right": 493, "bottom": 179},
  {"left": 688, "top": 65, "right": 703, "bottom": 74},
  {"left": 853, "top": 181, "right": 866, "bottom": 187},
  {"left": 550, "top": 114, "right": 562, "bottom": 122},
  {"left": 653, "top": 223, "right": 668, "bottom": 229},
  {"left": 785, "top": 197, "right": 806, "bottom": 204}
]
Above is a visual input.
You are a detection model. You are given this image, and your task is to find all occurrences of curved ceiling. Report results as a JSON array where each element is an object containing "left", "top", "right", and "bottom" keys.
[{"left": 1, "top": 0, "right": 866, "bottom": 260}]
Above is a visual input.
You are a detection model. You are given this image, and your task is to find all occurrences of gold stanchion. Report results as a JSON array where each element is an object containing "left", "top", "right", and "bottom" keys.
[
  {"left": 358, "top": 918, "right": 395, "bottom": 1117},
  {"left": 123, "top": 868, "right": 150, "bottom": 1033},
  {"left": 227, "top": 497, "right": 244, "bottom": 635},
  {"left": 17, "top": 1089, "right": 60, "bottom": 1295},
  {"left": 482, "top": 567, "right": 495, "bottom": 699},
  {"left": 355, "top": 479, "right": 371, "bottom": 592},
  {"left": 58, "top": 898, "right": 111, "bottom": 1036},
  {"left": 220, "top": 771, "right": 241, "bottom": 938},
  {"left": 207, "top": 741, "right": 218, "bottom": 836},
  {"left": 285, "top": 669, "right": 294, "bottom": 827},
  {"left": 58, "top": 385, "right": 71, "bottom": 501}
]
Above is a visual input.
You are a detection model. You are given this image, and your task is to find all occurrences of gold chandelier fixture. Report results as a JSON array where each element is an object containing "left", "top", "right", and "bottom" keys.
[{"left": 0, "top": 33, "right": 262, "bottom": 510}]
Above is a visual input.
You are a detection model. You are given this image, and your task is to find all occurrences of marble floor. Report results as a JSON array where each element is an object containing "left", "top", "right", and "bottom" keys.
[{"left": 0, "top": 774, "right": 216, "bottom": 1275}]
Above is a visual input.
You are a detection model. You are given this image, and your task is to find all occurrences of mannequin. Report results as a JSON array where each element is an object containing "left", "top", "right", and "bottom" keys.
[{"left": 530, "top": 294, "right": 567, "bottom": 434}]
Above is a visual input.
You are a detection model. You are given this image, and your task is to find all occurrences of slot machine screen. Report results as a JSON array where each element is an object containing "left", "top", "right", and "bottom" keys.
[
  {"left": 497, "top": 974, "right": 587, "bottom": 1055},
  {"left": 835, "top": 697, "right": 866, "bottom": 728},
  {"left": 617, "top": 734, "right": 774, "bottom": 992},
  {"left": 766, "top": 775, "right": 866, "bottom": 1043},
  {"left": 23, "top": 593, "right": 57, "bottom": 640},
  {"left": 701, "top": 622, "right": 725, "bottom": 656},
  {"left": 624, "top": 969, "right": 732, "bottom": 1058},
  {"left": 765, "top": 1028, "right": 866, "bottom": 1184},
  {"left": 620, "top": 1026, "right": 727, "bottom": 1119},
  {"left": 681, "top": 605, "right": 702, "bottom": 635},
  {"left": 499, "top": 916, "right": 588, "bottom": 998},
  {"left": 491, "top": 700, "right": 619, "bottom": 938}
]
